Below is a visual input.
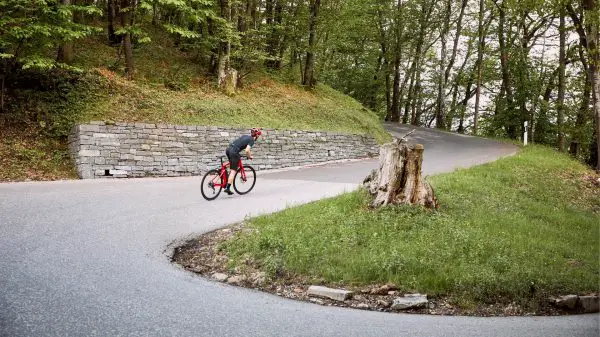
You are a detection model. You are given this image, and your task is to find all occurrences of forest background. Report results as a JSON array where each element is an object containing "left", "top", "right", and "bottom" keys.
[{"left": 0, "top": 0, "right": 599, "bottom": 172}]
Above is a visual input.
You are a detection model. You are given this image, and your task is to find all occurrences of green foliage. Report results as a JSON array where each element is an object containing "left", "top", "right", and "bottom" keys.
[
  {"left": 0, "top": 0, "right": 101, "bottom": 70},
  {"left": 149, "top": 0, "right": 221, "bottom": 56},
  {"left": 163, "top": 24, "right": 202, "bottom": 39},
  {"left": 3, "top": 68, "right": 105, "bottom": 137},
  {"left": 225, "top": 146, "right": 599, "bottom": 309}
]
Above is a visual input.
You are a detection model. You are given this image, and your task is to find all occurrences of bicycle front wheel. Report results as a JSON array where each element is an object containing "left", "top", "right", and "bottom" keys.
[
  {"left": 233, "top": 165, "right": 256, "bottom": 195},
  {"left": 201, "top": 169, "right": 223, "bottom": 201}
]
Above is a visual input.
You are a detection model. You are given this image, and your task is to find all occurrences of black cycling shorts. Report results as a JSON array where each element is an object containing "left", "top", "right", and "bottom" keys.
[{"left": 226, "top": 148, "right": 241, "bottom": 171}]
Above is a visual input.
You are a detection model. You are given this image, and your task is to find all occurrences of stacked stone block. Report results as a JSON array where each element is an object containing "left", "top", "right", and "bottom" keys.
[{"left": 68, "top": 121, "right": 379, "bottom": 179}]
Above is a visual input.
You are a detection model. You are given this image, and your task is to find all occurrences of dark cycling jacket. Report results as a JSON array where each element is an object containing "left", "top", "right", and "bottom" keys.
[{"left": 228, "top": 135, "right": 255, "bottom": 153}]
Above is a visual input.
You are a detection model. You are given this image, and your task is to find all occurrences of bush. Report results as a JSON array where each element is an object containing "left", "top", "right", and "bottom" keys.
[{"left": 2, "top": 68, "right": 104, "bottom": 138}]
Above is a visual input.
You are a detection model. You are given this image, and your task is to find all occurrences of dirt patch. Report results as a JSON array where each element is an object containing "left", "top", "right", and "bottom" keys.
[{"left": 172, "top": 223, "right": 586, "bottom": 317}]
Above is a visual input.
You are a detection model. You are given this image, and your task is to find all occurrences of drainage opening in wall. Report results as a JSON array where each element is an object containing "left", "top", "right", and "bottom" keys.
[{"left": 104, "top": 169, "right": 113, "bottom": 177}]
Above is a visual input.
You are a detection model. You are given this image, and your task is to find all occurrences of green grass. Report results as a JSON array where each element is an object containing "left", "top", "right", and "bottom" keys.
[
  {"left": 224, "top": 145, "right": 600, "bottom": 309},
  {"left": 77, "top": 76, "right": 390, "bottom": 143}
]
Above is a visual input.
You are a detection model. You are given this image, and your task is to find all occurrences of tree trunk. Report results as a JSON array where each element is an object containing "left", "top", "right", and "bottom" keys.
[
  {"left": 474, "top": 0, "right": 485, "bottom": 135},
  {"left": 409, "top": 0, "right": 433, "bottom": 126},
  {"left": 120, "top": 0, "right": 134, "bottom": 80},
  {"left": 303, "top": 0, "right": 321, "bottom": 87},
  {"left": 582, "top": 0, "right": 599, "bottom": 170},
  {"left": 273, "top": 0, "right": 284, "bottom": 69},
  {"left": 217, "top": 0, "right": 237, "bottom": 93},
  {"left": 571, "top": 42, "right": 592, "bottom": 156},
  {"left": 265, "top": 0, "right": 283, "bottom": 68},
  {"left": 390, "top": 60, "right": 401, "bottom": 122},
  {"left": 410, "top": 60, "right": 423, "bottom": 125},
  {"left": 363, "top": 140, "right": 438, "bottom": 209},
  {"left": 0, "top": 75, "right": 4, "bottom": 113},
  {"left": 107, "top": 0, "right": 120, "bottom": 45},
  {"left": 390, "top": 0, "right": 404, "bottom": 122},
  {"left": 447, "top": 82, "right": 459, "bottom": 130},
  {"left": 57, "top": 0, "right": 74, "bottom": 64},
  {"left": 498, "top": 1, "right": 517, "bottom": 138},
  {"left": 448, "top": 34, "right": 475, "bottom": 131},
  {"left": 445, "top": 0, "right": 468, "bottom": 85},
  {"left": 457, "top": 68, "right": 476, "bottom": 134},
  {"left": 568, "top": 0, "right": 599, "bottom": 169},
  {"left": 403, "top": 57, "right": 416, "bottom": 124},
  {"left": 377, "top": 8, "right": 392, "bottom": 120},
  {"left": 557, "top": 6, "right": 567, "bottom": 151},
  {"left": 435, "top": 0, "right": 452, "bottom": 129}
]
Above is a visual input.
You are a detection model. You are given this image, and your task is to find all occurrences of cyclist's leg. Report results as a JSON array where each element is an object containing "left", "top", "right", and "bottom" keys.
[{"left": 225, "top": 149, "right": 239, "bottom": 194}]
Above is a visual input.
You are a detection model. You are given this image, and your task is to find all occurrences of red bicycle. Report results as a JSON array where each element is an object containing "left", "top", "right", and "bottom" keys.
[{"left": 200, "top": 155, "right": 257, "bottom": 200}]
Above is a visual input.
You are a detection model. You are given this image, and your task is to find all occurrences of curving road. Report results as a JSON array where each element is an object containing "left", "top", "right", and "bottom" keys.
[{"left": 0, "top": 124, "right": 597, "bottom": 337}]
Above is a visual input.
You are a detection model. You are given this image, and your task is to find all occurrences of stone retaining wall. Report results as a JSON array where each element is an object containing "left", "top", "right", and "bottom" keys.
[{"left": 68, "top": 122, "right": 379, "bottom": 179}]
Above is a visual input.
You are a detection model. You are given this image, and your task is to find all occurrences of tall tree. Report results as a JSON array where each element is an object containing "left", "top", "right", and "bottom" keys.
[
  {"left": 557, "top": 4, "right": 567, "bottom": 151},
  {"left": 57, "top": 0, "right": 74, "bottom": 64},
  {"left": 582, "top": 0, "right": 599, "bottom": 170},
  {"left": 435, "top": 0, "right": 452, "bottom": 129},
  {"left": 389, "top": 0, "right": 405, "bottom": 122},
  {"left": 474, "top": 0, "right": 487, "bottom": 135},
  {"left": 303, "top": 0, "right": 321, "bottom": 87},
  {"left": 119, "top": 0, "right": 135, "bottom": 79}
]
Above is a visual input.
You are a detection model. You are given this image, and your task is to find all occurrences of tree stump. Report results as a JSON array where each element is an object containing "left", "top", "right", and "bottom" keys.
[
  {"left": 218, "top": 67, "right": 238, "bottom": 96},
  {"left": 363, "top": 139, "right": 439, "bottom": 209}
]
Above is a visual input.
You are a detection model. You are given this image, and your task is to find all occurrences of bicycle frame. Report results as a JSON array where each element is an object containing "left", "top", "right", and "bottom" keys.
[{"left": 211, "top": 156, "right": 248, "bottom": 188}]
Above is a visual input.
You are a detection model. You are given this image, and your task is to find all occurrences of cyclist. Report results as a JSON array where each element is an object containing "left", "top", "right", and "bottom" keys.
[{"left": 224, "top": 128, "right": 262, "bottom": 195}]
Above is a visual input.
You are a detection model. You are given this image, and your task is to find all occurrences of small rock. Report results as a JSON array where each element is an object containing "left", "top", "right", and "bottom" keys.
[
  {"left": 391, "top": 293, "right": 428, "bottom": 310},
  {"left": 377, "top": 299, "right": 391, "bottom": 308},
  {"left": 353, "top": 295, "right": 365, "bottom": 301},
  {"left": 308, "top": 285, "right": 353, "bottom": 301},
  {"left": 370, "top": 284, "right": 397, "bottom": 295},
  {"left": 250, "top": 272, "right": 266, "bottom": 285},
  {"left": 388, "top": 291, "right": 397, "bottom": 296},
  {"left": 309, "top": 298, "right": 324, "bottom": 305},
  {"left": 554, "top": 295, "right": 578, "bottom": 309},
  {"left": 293, "top": 288, "right": 304, "bottom": 293},
  {"left": 578, "top": 295, "right": 599, "bottom": 313},
  {"left": 227, "top": 275, "right": 246, "bottom": 285},
  {"left": 211, "top": 273, "right": 228, "bottom": 282},
  {"left": 356, "top": 303, "right": 370, "bottom": 309}
]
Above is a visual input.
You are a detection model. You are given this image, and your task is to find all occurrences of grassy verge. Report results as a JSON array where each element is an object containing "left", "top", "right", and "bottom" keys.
[
  {"left": 80, "top": 72, "right": 390, "bottom": 144},
  {"left": 224, "top": 145, "right": 599, "bottom": 310}
]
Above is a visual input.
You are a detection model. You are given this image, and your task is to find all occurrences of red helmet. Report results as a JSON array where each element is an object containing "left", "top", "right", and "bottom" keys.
[{"left": 251, "top": 128, "right": 262, "bottom": 137}]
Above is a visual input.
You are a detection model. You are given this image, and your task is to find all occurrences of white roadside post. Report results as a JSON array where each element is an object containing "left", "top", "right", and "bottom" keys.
[{"left": 524, "top": 121, "right": 528, "bottom": 146}]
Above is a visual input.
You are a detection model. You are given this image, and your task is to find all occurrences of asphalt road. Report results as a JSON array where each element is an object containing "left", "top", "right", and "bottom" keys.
[{"left": 1, "top": 124, "right": 597, "bottom": 337}]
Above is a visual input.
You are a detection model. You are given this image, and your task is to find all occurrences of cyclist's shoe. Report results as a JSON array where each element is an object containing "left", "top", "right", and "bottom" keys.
[{"left": 224, "top": 188, "right": 234, "bottom": 195}]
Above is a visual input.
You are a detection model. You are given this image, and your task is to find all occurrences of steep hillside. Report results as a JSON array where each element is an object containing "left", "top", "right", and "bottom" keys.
[{"left": 0, "top": 29, "right": 389, "bottom": 182}]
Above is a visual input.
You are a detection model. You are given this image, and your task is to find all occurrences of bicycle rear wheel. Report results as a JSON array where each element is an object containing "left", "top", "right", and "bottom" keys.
[
  {"left": 233, "top": 165, "right": 256, "bottom": 195},
  {"left": 201, "top": 169, "right": 223, "bottom": 200}
]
